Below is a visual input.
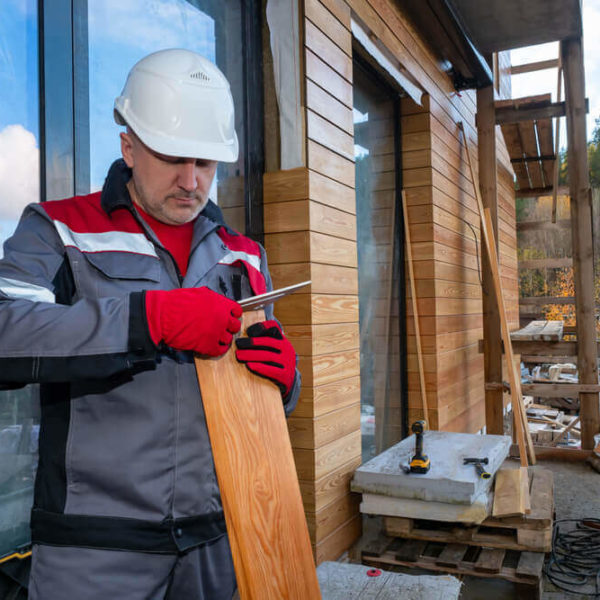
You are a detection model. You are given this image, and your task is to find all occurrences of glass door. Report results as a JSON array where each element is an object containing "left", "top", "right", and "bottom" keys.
[{"left": 353, "top": 59, "right": 405, "bottom": 462}]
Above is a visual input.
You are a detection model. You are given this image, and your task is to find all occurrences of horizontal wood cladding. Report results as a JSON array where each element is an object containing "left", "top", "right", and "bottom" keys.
[
  {"left": 294, "top": 376, "right": 361, "bottom": 419},
  {"left": 314, "top": 514, "right": 361, "bottom": 564},
  {"left": 298, "top": 348, "right": 360, "bottom": 387},
  {"left": 306, "top": 493, "right": 361, "bottom": 543},
  {"left": 305, "top": 0, "right": 351, "bottom": 54},
  {"left": 288, "top": 403, "right": 361, "bottom": 449},
  {"left": 293, "top": 429, "right": 362, "bottom": 481},
  {"left": 305, "top": 48, "right": 352, "bottom": 109},
  {"left": 285, "top": 322, "right": 359, "bottom": 357},
  {"left": 305, "top": 19, "right": 352, "bottom": 82},
  {"left": 276, "top": 293, "right": 358, "bottom": 325},
  {"left": 299, "top": 455, "right": 361, "bottom": 513},
  {"left": 264, "top": 199, "right": 356, "bottom": 239}
]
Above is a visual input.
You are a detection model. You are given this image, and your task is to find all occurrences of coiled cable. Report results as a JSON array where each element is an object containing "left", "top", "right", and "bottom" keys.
[{"left": 545, "top": 518, "right": 600, "bottom": 597}]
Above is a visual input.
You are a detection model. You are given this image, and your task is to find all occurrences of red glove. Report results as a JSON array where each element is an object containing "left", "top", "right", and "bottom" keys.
[
  {"left": 235, "top": 320, "right": 296, "bottom": 397},
  {"left": 145, "top": 287, "right": 242, "bottom": 356}
]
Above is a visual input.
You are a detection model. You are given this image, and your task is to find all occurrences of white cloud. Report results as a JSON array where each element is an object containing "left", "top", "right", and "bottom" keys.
[{"left": 0, "top": 124, "right": 39, "bottom": 219}]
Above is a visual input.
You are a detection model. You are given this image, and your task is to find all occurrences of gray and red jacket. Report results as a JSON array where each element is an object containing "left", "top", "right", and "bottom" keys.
[{"left": 0, "top": 159, "right": 300, "bottom": 553}]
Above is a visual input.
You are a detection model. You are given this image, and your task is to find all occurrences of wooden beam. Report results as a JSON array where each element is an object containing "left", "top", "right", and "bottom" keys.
[
  {"left": 477, "top": 85, "right": 503, "bottom": 436},
  {"left": 510, "top": 154, "right": 556, "bottom": 164},
  {"left": 561, "top": 37, "right": 600, "bottom": 449},
  {"left": 461, "top": 122, "right": 534, "bottom": 466},
  {"left": 518, "top": 257, "right": 573, "bottom": 269},
  {"left": 516, "top": 220, "right": 571, "bottom": 232},
  {"left": 519, "top": 296, "right": 575, "bottom": 305},
  {"left": 510, "top": 59, "right": 560, "bottom": 75},
  {"left": 495, "top": 98, "right": 588, "bottom": 125},
  {"left": 515, "top": 185, "right": 569, "bottom": 198},
  {"left": 511, "top": 340, "right": 579, "bottom": 355},
  {"left": 522, "top": 384, "right": 600, "bottom": 396},
  {"left": 510, "top": 444, "right": 592, "bottom": 462}
]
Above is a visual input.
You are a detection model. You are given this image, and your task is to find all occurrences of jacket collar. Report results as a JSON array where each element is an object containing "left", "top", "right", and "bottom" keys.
[{"left": 100, "top": 158, "right": 226, "bottom": 227}]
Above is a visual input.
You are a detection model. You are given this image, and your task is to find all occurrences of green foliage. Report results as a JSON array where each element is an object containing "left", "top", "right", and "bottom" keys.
[{"left": 558, "top": 116, "right": 600, "bottom": 186}]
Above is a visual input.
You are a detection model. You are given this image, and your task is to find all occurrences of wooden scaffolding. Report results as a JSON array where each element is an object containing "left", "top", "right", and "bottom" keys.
[{"left": 477, "top": 37, "right": 600, "bottom": 452}]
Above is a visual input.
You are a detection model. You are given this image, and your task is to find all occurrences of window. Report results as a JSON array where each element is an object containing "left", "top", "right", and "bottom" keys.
[
  {"left": 0, "top": 0, "right": 40, "bottom": 559},
  {"left": 353, "top": 59, "right": 406, "bottom": 462},
  {"left": 87, "top": 0, "right": 251, "bottom": 232},
  {"left": 0, "top": 0, "right": 263, "bottom": 561}
]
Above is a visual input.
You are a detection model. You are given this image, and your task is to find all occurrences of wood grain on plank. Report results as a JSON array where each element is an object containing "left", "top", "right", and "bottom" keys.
[{"left": 196, "top": 310, "right": 321, "bottom": 599}]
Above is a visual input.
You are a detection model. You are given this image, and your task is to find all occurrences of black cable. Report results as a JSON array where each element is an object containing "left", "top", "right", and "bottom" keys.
[{"left": 545, "top": 518, "right": 600, "bottom": 597}]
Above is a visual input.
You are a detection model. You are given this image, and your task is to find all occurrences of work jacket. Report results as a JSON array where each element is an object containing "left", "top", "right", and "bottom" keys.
[{"left": 0, "top": 159, "right": 300, "bottom": 553}]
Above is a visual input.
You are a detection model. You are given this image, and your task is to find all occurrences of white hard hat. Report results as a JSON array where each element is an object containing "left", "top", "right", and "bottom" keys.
[{"left": 114, "top": 48, "right": 239, "bottom": 162}]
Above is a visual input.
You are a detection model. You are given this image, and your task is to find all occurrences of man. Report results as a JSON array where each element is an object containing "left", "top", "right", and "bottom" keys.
[{"left": 0, "top": 49, "right": 299, "bottom": 599}]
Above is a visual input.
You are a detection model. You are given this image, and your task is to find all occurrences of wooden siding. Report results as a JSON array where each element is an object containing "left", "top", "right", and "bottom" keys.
[{"left": 263, "top": 0, "right": 519, "bottom": 564}]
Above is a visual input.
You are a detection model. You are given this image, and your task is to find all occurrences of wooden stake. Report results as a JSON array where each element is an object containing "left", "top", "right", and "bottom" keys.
[
  {"left": 551, "top": 61, "right": 563, "bottom": 223},
  {"left": 459, "top": 122, "right": 535, "bottom": 466},
  {"left": 195, "top": 310, "right": 321, "bottom": 600},
  {"left": 402, "top": 190, "right": 429, "bottom": 424}
]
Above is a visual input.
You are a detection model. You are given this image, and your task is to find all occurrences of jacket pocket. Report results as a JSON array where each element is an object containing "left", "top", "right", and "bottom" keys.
[{"left": 74, "top": 251, "right": 161, "bottom": 298}]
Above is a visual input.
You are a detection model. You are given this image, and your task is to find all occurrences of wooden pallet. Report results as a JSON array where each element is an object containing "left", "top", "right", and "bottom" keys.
[
  {"left": 362, "top": 537, "right": 545, "bottom": 600},
  {"left": 384, "top": 468, "right": 553, "bottom": 552}
]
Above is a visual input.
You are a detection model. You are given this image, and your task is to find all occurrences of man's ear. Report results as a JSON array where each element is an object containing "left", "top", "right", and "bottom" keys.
[{"left": 120, "top": 132, "right": 135, "bottom": 168}]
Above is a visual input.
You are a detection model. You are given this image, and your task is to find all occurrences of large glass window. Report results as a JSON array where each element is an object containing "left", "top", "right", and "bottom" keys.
[
  {"left": 0, "top": 0, "right": 40, "bottom": 559},
  {"left": 87, "top": 0, "right": 247, "bottom": 231},
  {"left": 354, "top": 60, "right": 404, "bottom": 462}
]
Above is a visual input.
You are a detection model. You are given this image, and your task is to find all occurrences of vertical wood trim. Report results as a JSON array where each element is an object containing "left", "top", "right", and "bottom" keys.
[
  {"left": 476, "top": 85, "right": 503, "bottom": 435},
  {"left": 561, "top": 38, "right": 600, "bottom": 449}
]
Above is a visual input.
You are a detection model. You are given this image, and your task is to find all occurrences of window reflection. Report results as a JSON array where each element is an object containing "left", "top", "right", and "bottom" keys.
[
  {"left": 0, "top": 0, "right": 40, "bottom": 559},
  {"left": 354, "top": 62, "right": 403, "bottom": 462},
  {"left": 88, "top": 0, "right": 246, "bottom": 231}
]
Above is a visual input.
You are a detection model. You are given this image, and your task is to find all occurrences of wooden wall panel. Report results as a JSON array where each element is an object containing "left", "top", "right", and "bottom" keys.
[{"left": 263, "top": 0, "right": 518, "bottom": 565}]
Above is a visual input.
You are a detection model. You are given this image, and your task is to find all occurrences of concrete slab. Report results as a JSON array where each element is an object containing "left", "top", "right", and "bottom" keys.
[
  {"left": 351, "top": 431, "right": 511, "bottom": 504},
  {"left": 360, "top": 487, "right": 492, "bottom": 523},
  {"left": 316, "top": 561, "right": 462, "bottom": 599}
]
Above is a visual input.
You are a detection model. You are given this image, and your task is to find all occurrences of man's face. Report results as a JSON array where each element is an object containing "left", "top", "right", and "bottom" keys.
[{"left": 120, "top": 130, "right": 218, "bottom": 225}]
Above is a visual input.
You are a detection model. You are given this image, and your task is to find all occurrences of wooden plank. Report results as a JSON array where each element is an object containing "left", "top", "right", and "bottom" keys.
[
  {"left": 495, "top": 100, "right": 568, "bottom": 125},
  {"left": 307, "top": 109, "right": 354, "bottom": 161},
  {"left": 518, "top": 257, "right": 573, "bottom": 269},
  {"left": 306, "top": 80, "right": 353, "bottom": 135},
  {"left": 510, "top": 59, "right": 560, "bottom": 75},
  {"left": 499, "top": 123, "right": 529, "bottom": 188},
  {"left": 510, "top": 320, "right": 564, "bottom": 342},
  {"left": 195, "top": 310, "right": 321, "bottom": 599},
  {"left": 402, "top": 190, "right": 429, "bottom": 424},
  {"left": 517, "top": 121, "right": 544, "bottom": 188},
  {"left": 314, "top": 515, "right": 361, "bottom": 564},
  {"left": 308, "top": 140, "right": 355, "bottom": 188},
  {"left": 522, "top": 384, "right": 600, "bottom": 397},
  {"left": 493, "top": 467, "right": 528, "bottom": 517},
  {"left": 516, "top": 219, "right": 570, "bottom": 231},
  {"left": 515, "top": 552, "right": 546, "bottom": 579},
  {"left": 561, "top": 38, "right": 600, "bottom": 449},
  {"left": 536, "top": 119, "right": 555, "bottom": 187},
  {"left": 305, "top": 0, "right": 351, "bottom": 56},
  {"left": 305, "top": 49, "right": 352, "bottom": 109},
  {"left": 475, "top": 548, "right": 506, "bottom": 573},
  {"left": 511, "top": 340, "right": 580, "bottom": 356},
  {"left": 515, "top": 185, "right": 569, "bottom": 198},
  {"left": 461, "top": 123, "right": 534, "bottom": 466},
  {"left": 477, "top": 84, "right": 504, "bottom": 436},
  {"left": 305, "top": 19, "right": 351, "bottom": 82},
  {"left": 436, "top": 544, "right": 468, "bottom": 568},
  {"left": 519, "top": 296, "right": 575, "bottom": 306}
]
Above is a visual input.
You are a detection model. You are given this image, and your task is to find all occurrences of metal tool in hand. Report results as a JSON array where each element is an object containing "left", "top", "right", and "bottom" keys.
[
  {"left": 463, "top": 457, "right": 491, "bottom": 479},
  {"left": 238, "top": 281, "right": 311, "bottom": 311}
]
